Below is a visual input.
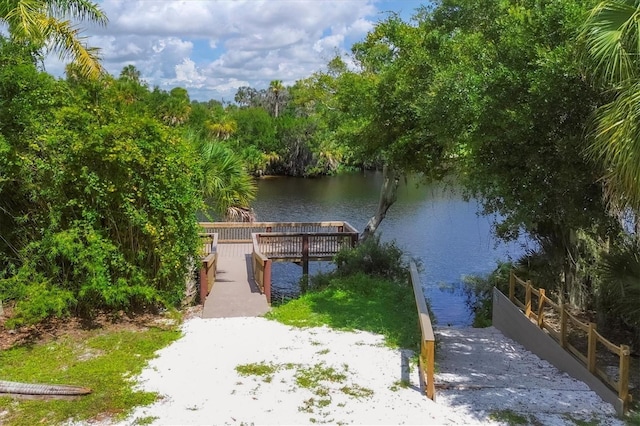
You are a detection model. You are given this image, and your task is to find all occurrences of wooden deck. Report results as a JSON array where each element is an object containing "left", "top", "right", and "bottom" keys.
[
  {"left": 201, "top": 243, "right": 270, "bottom": 318},
  {"left": 199, "top": 221, "right": 359, "bottom": 314}
]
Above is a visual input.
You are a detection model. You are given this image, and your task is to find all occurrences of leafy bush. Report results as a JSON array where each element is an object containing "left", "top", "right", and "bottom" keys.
[
  {"left": 0, "top": 43, "right": 201, "bottom": 326},
  {"left": 332, "top": 235, "right": 409, "bottom": 281}
]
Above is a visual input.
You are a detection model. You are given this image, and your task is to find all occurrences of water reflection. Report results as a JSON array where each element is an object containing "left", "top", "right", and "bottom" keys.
[{"left": 251, "top": 172, "right": 530, "bottom": 326}]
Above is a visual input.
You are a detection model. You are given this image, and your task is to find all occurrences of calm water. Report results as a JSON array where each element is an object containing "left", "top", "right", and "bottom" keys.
[{"left": 251, "top": 172, "right": 530, "bottom": 326}]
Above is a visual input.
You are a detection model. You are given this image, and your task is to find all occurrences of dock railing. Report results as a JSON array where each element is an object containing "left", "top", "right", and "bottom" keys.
[
  {"left": 251, "top": 233, "right": 272, "bottom": 302},
  {"left": 254, "top": 232, "right": 358, "bottom": 260},
  {"left": 200, "top": 221, "right": 358, "bottom": 243},
  {"left": 250, "top": 228, "right": 358, "bottom": 304},
  {"left": 200, "top": 222, "right": 358, "bottom": 305},
  {"left": 410, "top": 260, "right": 436, "bottom": 400},
  {"left": 198, "top": 233, "right": 218, "bottom": 305},
  {"left": 509, "top": 271, "right": 631, "bottom": 410}
]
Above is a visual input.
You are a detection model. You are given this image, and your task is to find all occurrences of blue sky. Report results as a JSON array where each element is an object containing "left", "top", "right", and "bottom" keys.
[{"left": 44, "top": 0, "right": 427, "bottom": 101}]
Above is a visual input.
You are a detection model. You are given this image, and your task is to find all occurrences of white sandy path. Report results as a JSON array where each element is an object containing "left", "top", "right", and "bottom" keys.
[{"left": 117, "top": 317, "right": 623, "bottom": 426}]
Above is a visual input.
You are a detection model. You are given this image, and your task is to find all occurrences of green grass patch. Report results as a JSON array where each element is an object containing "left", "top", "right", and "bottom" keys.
[
  {"left": 0, "top": 326, "right": 180, "bottom": 426},
  {"left": 340, "top": 384, "right": 374, "bottom": 399},
  {"left": 295, "top": 363, "right": 347, "bottom": 389},
  {"left": 235, "top": 362, "right": 278, "bottom": 377},
  {"left": 489, "top": 409, "right": 530, "bottom": 425},
  {"left": 266, "top": 272, "right": 420, "bottom": 349},
  {"left": 389, "top": 379, "right": 410, "bottom": 392}
]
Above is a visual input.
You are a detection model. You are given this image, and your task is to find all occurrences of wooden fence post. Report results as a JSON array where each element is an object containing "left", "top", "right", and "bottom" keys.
[
  {"left": 560, "top": 303, "right": 567, "bottom": 348},
  {"left": 509, "top": 271, "right": 515, "bottom": 302},
  {"left": 199, "top": 260, "right": 208, "bottom": 305},
  {"left": 587, "top": 322, "right": 597, "bottom": 373},
  {"left": 619, "top": 344, "right": 631, "bottom": 408},
  {"left": 537, "top": 289, "right": 545, "bottom": 328},
  {"left": 302, "top": 235, "right": 309, "bottom": 276},
  {"left": 425, "top": 340, "right": 436, "bottom": 400},
  {"left": 525, "top": 280, "right": 532, "bottom": 318},
  {"left": 264, "top": 259, "right": 272, "bottom": 305}
]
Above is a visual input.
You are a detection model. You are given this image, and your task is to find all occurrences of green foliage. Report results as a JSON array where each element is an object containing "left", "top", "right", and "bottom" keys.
[
  {"left": 331, "top": 236, "right": 409, "bottom": 282},
  {"left": 581, "top": 1, "right": 640, "bottom": 214},
  {"left": 0, "top": 0, "right": 107, "bottom": 79},
  {"left": 0, "top": 41, "right": 201, "bottom": 325},
  {"left": 269, "top": 236, "right": 421, "bottom": 348},
  {"left": 0, "top": 326, "right": 181, "bottom": 425},
  {"left": 462, "top": 262, "right": 512, "bottom": 328},
  {"left": 407, "top": 0, "right": 617, "bottom": 308},
  {"left": 189, "top": 133, "right": 256, "bottom": 219},
  {"left": 597, "top": 237, "right": 640, "bottom": 348}
]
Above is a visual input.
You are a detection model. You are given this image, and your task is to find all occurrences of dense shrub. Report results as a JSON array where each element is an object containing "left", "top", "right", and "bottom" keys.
[
  {"left": 332, "top": 235, "right": 409, "bottom": 281},
  {"left": 0, "top": 43, "right": 201, "bottom": 326}
]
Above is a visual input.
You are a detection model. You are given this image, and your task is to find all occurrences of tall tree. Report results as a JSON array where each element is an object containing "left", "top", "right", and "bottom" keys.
[
  {"left": 428, "top": 0, "right": 613, "bottom": 305},
  {"left": 268, "top": 79, "right": 287, "bottom": 118},
  {"left": 1, "top": 0, "right": 107, "bottom": 78},
  {"left": 335, "top": 17, "right": 454, "bottom": 241}
]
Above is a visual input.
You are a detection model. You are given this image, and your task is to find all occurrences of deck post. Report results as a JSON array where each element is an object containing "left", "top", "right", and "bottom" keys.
[
  {"left": 199, "top": 260, "right": 208, "bottom": 305},
  {"left": 620, "top": 345, "right": 630, "bottom": 409},
  {"left": 302, "top": 234, "right": 309, "bottom": 276},
  {"left": 264, "top": 259, "right": 272, "bottom": 304}
]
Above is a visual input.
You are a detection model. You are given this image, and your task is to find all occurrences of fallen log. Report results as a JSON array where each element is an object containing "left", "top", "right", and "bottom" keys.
[{"left": 0, "top": 380, "right": 91, "bottom": 396}]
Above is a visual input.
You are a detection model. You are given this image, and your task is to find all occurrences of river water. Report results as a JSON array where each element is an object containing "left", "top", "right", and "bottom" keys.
[{"left": 251, "top": 172, "right": 530, "bottom": 326}]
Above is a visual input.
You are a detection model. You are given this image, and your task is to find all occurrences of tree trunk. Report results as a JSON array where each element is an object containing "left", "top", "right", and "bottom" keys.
[{"left": 360, "top": 165, "right": 400, "bottom": 242}]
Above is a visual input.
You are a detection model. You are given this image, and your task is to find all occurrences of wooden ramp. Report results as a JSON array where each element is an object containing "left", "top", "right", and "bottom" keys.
[{"left": 201, "top": 243, "right": 270, "bottom": 318}]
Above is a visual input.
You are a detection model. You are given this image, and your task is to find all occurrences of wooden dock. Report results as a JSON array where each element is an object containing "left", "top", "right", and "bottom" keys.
[
  {"left": 201, "top": 243, "right": 270, "bottom": 318},
  {"left": 198, "top": 222, "right": 359, "bottom": 318}
]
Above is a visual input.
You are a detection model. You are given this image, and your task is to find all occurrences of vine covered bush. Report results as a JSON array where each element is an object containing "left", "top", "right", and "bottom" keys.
[{"left": 0, "top": 41, "right": 202, "bottom": 326}]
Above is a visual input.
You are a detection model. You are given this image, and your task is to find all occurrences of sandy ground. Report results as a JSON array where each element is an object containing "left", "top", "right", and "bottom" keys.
[{"left": 116, "top": 317, "right": 624, "bottom": 425}]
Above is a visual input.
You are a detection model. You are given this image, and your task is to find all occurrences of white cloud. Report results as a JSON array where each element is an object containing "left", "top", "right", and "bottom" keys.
[
  {"left": 173, "top": 59, "right": 207, "bottom": 88},
  {"left": 42, "top": 0, "right": 423, "bottom": 100}
]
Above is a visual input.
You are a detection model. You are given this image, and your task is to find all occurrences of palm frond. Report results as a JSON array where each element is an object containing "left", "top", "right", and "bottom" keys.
[
  {"left": 4, "top": 0, "right": 46, "bottom": 44},
  {"left": 190, "top": 135, "right": 257, "bottom": 216},
  {"left": 589, "top": 79, "right": 640, "bottom": 211},
  {"left": 598, "top": 239, "right": 640, "bottom": 328},
  {"left": 43, "top": 16, "right": 104, "bottom": 79},
  {"left": 582, "top": 0, "right": 640, "bottom": 85},
  {"left": 47, "top": 0, "right": 107, "bottom": 26}
]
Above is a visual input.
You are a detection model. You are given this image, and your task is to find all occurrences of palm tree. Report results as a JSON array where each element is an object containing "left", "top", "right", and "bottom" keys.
[
  {"left": 186, "top": 132, "right": 257, "bottom": 221},
  {"left": 206, "top": 117, "right": 238, "bottom": 141},
  {"left": 268, "top": 79, "right": 285, "bottom": 118},
  {"left": 582, "top": 1, "right": 640, "bottom": 351},
  {"left": 582, "top": 0, "right": 640, "bottom": 212},
  {"left": 1, "top": 0, "right": 107, "bottom": 78}
]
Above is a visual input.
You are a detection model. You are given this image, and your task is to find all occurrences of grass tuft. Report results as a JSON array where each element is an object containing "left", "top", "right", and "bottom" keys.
[{"left": 489, "top": 409, "right": 530, "bottom": 425}]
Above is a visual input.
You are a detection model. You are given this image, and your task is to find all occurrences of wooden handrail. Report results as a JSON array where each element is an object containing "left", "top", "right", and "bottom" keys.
[
  {"left": 409, "top": 261, "right": 435, "bottom": 400},
  {"left": 199, "top": 232, "right": 218, "bottom": 256},
  {"left": 251, "top": 234, "right": 272, "bottom": 303},
  {"left": 200, "top": 221, "right": 358, "bottom": 243},
  {"left": 199, "top": 252, "right": 217, "bottom": 305},
  {"left": 508, "top": 271, "right": 631, "bottom": 411}
]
